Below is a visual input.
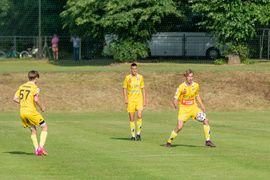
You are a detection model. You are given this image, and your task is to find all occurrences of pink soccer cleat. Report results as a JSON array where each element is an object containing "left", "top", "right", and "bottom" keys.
[
  {"left": 35, "top": 150, "right": 43, "bottom": 156},
  {"left": 205, "top": 140, "right": 216, "bottom": 147},
  {"left": 165, "top": 142, "right": 171, "bottom": 148},
  {"left": 37, "top": 146, "right": 48, "bottom": 155}
]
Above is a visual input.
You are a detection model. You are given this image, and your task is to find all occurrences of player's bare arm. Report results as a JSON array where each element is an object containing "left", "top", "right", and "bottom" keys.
[
  {"left": 173, "top": 98, "right": 179, "bottom": 109},
  {"left": 123, "top": 88, "right": 128, "bottom": 104},
  {"left": 13, "top": 96, "right": 20, "bottom": 104},
  {"left": 196, "top": 96, "right": 205, "bottom": 112},
  {"left": 142, "top": 88, "right": 147, "bottom": 106},
  {"left": 34, "top": 96, "right": 45, "bottom": 112}
]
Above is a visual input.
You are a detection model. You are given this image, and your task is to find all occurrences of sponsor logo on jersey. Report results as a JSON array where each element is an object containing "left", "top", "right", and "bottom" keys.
[
  {"left": 181, "top": 99, "right": 194, "bottom": 105},
  {"left": 192, "top": 87, "right": 195, "bottom": 91}
]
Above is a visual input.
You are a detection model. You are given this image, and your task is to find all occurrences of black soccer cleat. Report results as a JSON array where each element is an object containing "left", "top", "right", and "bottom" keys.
[
  {"left": 136, "top": 135, "right": 141, "bottom": 141},
  {"left": 130, "top": 137, "right": 135, "bottom": 141}
]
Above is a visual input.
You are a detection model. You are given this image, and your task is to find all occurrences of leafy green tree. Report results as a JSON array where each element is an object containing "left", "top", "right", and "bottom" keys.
[
  {"left": 0, "top": 0, "right": 67, "bottom": 36},
  {"left": 61, "top": 0, "right": 107, "bottom": 59},
  {"left": 0, "top": 0, "right": 12, "bottom": 27},
  {"left": 102, "top": 0, "right": 181, "bottom": 61},
  {"left": 190, "top": 0, "right": 270, "bottom": 63},
  {"left": 0, "top": 0, "right": 19, "bottom": 35},
  {"left": 61, "top": 0, "right": 106, "bottom": 38},
  {"left": 171, "top": 0, "right": 206, "bottom": 32},
  {"left": 61, "top": 0, "right": 181, "bottom": 62}
]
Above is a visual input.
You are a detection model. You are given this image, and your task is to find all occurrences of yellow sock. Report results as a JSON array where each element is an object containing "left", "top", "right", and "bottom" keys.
[
  {"left": 204, "top": 125, "right": 210, "bottom": 140},
  {"left": 31, "top": 134, "right": 39, "bottom": 149},
  {"left": 168, "top": 130, "right": 178, "bottom": 143},
  {"left": 40, "top": 131, "right": 48, "bottom": 147},
  {"left": 130, "top": 121, "right": 135, "bottom": 137},
  {"left": 137, "top": 118, "right": 142, "bottom": 134}
]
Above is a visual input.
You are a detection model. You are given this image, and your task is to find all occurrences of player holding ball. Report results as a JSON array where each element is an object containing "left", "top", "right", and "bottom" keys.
[{"left": 165, "top": 69, "right": 216, "bottom": 148}]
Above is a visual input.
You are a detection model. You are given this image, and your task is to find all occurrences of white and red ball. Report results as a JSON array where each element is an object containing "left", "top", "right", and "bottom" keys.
[{"left": 196, "top": 112, "right": 206, "bottom": 122}]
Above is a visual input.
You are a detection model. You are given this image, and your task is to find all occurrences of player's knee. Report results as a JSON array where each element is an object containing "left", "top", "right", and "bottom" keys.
[
  {"left": 30, "top": 127, "right": 37, "bottom": 134},
  {"left": 137, "top": 115, "right": 142, "bottom": 119},
  {"left": 203, "top": 118, "right": 209, "bottom": 125},
  {"left": 41, "top": 124, "right": 48, "bottom": 132}
]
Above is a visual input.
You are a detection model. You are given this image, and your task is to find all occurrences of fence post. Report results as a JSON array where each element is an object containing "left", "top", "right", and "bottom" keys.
[
  {"left": 14, "top": 36, "right": 16, "bottom": 50},
  {"left": 259, "top": 35, "right": 262, "bottom": 59},
  {"left": 38, "top": 0, "right": 42, "bottom": 59},
  {"left": 267, "top": 30, "right": 270, "bottom": 59},
  {"left": 38, "top": 36, "right": 42, "bottom": 59},
  {"left": 79, "top": 39, "right": 81, "bottom": 60},
  {"left": 183, "top": 34, "right": 186, "bottom": 57}
]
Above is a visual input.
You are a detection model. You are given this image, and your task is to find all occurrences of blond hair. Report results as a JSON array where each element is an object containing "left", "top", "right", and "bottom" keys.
[
  {"left": 184, "top": 69, "right": 194, "bottom": 77},
  {"left": 28, "top": 70, "right": 40, "bottom": 80}
]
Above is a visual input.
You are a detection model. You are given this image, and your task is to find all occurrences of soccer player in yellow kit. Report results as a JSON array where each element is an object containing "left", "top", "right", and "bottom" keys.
[
  {"left": 13, "top": 70, "right": 49, "bottom": 156},
  {"left": 165, "top": 69, "right": 216, "bottom": 147},
  {"left": 123, "top": 63, "right": 147, "bottom": 141}
]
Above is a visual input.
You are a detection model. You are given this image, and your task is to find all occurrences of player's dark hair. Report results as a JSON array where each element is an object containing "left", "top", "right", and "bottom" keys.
[
  {"left": 28, "top": 70, "right": 39, "bottom": 80},
  {"left": 184, "top": 69, "right": 194, "bottom": 77},
  {"left": 131, "top": 63, "right": 137, "bottom": 67}
]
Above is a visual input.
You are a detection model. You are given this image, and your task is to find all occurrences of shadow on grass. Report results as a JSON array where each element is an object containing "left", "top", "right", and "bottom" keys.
[
  {"left": 47, "top": 59, "right": 116, "bottom": 67},
  {"left": 3, "top": 151, "right": 34, "bottom": 156},
  {"left": 110, "top": 137, "right": 132, "bottom": 141},
  {"left": 137, "top": 56, "right": 215, "bottom": 64},
  {"left": 160, "top": 144, "right": 203, "bottom": 148}
]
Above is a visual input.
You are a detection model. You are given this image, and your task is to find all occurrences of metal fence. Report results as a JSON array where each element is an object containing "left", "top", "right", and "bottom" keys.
[
  {"left": 0, "top": 35, "right": 269, "bottom": 62},
  {"left": 0, "top": 36, "right": 105, "bottom": 60}
]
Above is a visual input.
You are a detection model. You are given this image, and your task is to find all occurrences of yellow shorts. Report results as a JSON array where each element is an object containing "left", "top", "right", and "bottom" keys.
[
  {"left": 20, "top": 111, "right": 45, "bottom": 128},
  {"left": 127, "top": 100, "right": 143, "bottom": 113},
  {"left": 178, "top": 106, "right": 202, "bottom": 122}
]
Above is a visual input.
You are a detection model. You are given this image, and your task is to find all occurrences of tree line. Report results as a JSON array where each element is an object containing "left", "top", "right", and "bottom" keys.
[{"left": 0, "top": 0, "right": 269, "bottom": 62}]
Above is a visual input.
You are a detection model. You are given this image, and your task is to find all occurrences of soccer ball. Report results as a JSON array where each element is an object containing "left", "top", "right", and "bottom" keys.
[{"left": 196, "top": 112, "right": 206, "bottom": 122}]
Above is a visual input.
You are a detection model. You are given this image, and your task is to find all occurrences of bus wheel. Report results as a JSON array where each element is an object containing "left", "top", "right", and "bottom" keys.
[{"left": 206, "top": 48, "right": 220, "bottom": 60}]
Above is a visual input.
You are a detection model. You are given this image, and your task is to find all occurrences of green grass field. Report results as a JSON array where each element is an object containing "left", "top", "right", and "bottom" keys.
[
  {"left": 0, "top": 111, "right": 269, "bottom": 179},
  {"left": 0, "top": 59, "right": 270, "bottom": 72},
  {"left": 1, "top": 60, "right": 269, "bottom": 179}
]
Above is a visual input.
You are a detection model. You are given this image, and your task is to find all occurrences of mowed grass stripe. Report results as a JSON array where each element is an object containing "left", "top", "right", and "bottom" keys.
[
  {"left": 0, "top": 111, "right": 269, "bottom": 179},
  {"left": 0, "top": 60, "right": 270, "bottom": 73}
]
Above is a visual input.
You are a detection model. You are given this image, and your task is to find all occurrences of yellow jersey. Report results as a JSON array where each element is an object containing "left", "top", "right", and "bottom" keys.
[
  {"left": 123, "top": 73, "right": 145, "bottom": 102},
  {"left": 174, "top": 81, "right": 200, "bottom": 109},
  {"left": 14, "top": 81, "right": 40, "bottom": 112}
]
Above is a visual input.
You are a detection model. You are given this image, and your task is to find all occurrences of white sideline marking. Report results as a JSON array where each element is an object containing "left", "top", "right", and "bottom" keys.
[
  {"left": 109, "top": 154, "right": 238, "bottom": 157},
  {"left": 54, "top": 121, "right": 81, "bottom": 123},
  {"left": 108, "top": 153, "right": 270, "bottom": 158}
]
